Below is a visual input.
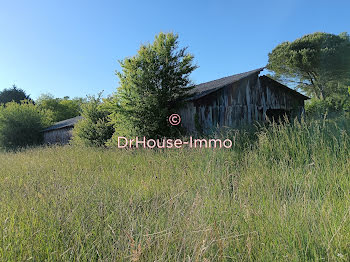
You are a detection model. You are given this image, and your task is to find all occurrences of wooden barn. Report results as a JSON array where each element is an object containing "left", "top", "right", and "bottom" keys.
[
  {"left": 42, "top": 116, "right": 83, "bottom": 144},
  {"left": 180, "top": 68, "right": 309, "bottom": 134}
]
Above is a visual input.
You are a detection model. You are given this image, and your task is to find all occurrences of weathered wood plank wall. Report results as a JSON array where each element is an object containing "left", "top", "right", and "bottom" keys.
[
  {"left": 43, "top": 128, "right": 73, "bottom": 144},
  {"left": 180, "top": 73, "right": 305, "bottom": 134}
]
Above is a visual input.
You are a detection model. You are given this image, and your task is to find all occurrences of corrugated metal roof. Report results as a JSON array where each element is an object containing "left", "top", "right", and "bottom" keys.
[
  {"left": 188, "top": 67, "right": 265, "bottom": 100},
  {"left": 42, "top": 116, "right": 83, "bottom": 132}
]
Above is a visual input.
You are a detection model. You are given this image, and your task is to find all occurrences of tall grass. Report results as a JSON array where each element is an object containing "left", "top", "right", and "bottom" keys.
[{"left": 0, "top": 116, "right": 349, "bottom": 261}]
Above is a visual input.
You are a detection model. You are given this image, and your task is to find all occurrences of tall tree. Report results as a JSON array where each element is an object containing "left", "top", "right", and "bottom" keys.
[
  {"left": 108, "top": 32, "right": 197, "bottom": 138},
  {"left": 267, "top": 32, "right": 350, "bottom": 100},
  {"left": 0, "top": 85, "right": 31, "bottom": 104}
]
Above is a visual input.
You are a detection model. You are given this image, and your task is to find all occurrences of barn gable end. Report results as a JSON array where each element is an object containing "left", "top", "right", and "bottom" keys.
[
  {"left": 180, "top": 68, "right": 309, "bottom": 134},
  {"left": 42, "top": 116, "right": 83, "bottom": 144}
]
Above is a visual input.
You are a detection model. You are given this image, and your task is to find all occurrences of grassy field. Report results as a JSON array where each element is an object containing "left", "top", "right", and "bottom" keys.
[{"left": 0, "top": 117, "right": 350, "bottom": 261}]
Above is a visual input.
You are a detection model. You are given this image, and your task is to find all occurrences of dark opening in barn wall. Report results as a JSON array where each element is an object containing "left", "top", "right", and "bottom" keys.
[{"left": 265, "top": 109, "right": 291, "bottom": 123}]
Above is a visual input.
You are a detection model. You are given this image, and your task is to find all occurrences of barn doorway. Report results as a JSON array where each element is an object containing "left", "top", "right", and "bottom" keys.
[{"left": 265, "top": 109, "right": 291, "bottom": 123}]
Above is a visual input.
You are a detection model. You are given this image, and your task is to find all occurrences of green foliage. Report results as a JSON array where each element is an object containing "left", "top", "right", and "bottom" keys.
[
  {"left": 0, "top": 101, "right": 51, "bottom": 149},
  {"left": 267, "top": 32, "right": 350, "bottom": 100},
  {"left": 0, "top": 85, "right": 31, "bottom": 104},
  {"left": 305, "top": 88, "right": 350, "bottom": 118},
  {"left": 72, "top": 94, "right": 113, "bottom": 147},
  {"left": 36, "top": 93, "right": 84, "bottom": 122},
  {"left": 0, "top": 116, "right": 350, "bottom": 260},
  {"left": 108, "top": 32, "right": 197, "bottom": 139},
  {"left": 305, "top": 99, "right": 331, "bottom": 117}
]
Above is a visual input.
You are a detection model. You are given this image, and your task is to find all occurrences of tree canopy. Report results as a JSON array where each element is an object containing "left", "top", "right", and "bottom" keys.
[
  {"left": 0, "top": 85, "right": 31, "bottom": 104},
  {"left": 267, "top": 32, "right": 350, "bottom": 100},
  {"left": 108, "top": 32, "right": 197, "bottom": 138},
  {"left": 36, "top": 93, "right": 84, "bottom": 122}
]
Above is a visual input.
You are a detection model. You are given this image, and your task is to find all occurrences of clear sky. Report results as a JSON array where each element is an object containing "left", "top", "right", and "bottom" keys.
[{"left": 0, "top": 0, "right": 349, "bottom": 100}]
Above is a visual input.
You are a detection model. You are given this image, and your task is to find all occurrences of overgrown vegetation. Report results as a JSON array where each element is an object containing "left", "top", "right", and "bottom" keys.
[
  {"left": 36, "top": 93, "right": 84, "bottom": 122},
  {"left": 72, "top": 94, "right": 113, "bottom": 147},
  {"left": 0, "top": 101, "right": 51, "bottom": 149},
  {"left": 0, "top": 88, "right": 86, "bottom": 149},
  {"left": 0, "top": 116, "right": 349, "bottom": 261}
]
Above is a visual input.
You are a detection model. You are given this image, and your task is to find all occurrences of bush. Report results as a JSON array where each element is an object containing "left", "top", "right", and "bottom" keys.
[
  {"left": 305, "top": 96, "right": 350, "bottom": 118},
  {"left": 0, "top": 101, "right": 51, "bottom": 149},
  {"left": 72, "top": 94, "right": 113, "bottom": 147}
]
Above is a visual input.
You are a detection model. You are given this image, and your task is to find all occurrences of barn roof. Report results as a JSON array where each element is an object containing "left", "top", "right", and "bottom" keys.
[
  {"left": 42, "top": 116, "right": 83, "bottom": 132},
  {"left": 188, "top": 67, "right": 265, "bottom": 100},
  {"left": 188, "top": 67, "right": 309, "bottom": 100}
]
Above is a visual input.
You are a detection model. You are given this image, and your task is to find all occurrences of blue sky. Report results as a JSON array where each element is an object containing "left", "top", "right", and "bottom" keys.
[{"left": 0, "top": 0, "right": 349, "bottom": 100}]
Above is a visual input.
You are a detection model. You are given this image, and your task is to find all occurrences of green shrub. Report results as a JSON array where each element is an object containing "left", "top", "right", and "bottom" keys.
[
  {"left": 0, "top": 101, "right": 51, "bottom": 149},
  {"left": 305, "top": 91, "right": 350, "bottom": 118},
  {"left": 72, "top": 94, "right": 113, "bottom": 147}
]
